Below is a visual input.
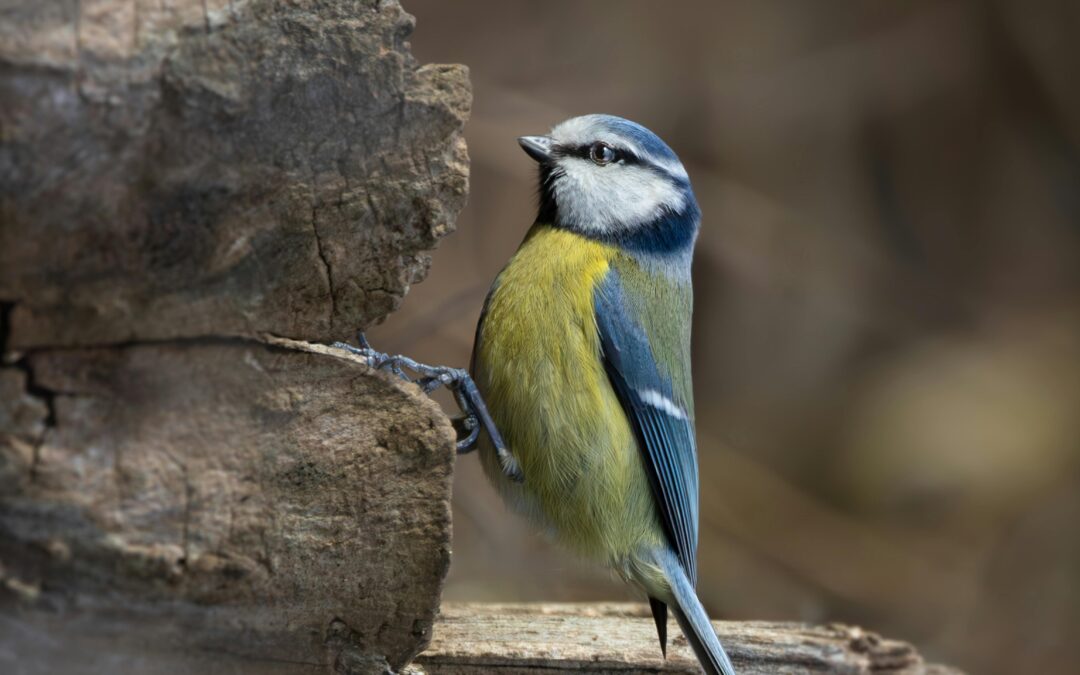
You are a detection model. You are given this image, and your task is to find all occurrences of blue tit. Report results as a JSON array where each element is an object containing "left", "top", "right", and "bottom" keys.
[{"left": 471, "top": 114, "right": 736, "bottom": 675}]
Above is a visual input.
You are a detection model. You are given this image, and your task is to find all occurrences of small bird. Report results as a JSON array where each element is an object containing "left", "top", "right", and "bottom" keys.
[{"left": 470, "top": 114, "right": 736, "bottom": 675}]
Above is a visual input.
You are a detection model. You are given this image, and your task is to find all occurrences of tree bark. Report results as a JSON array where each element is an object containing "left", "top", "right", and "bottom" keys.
[
  {"left": 0, "top": 0, "right": 469, "bottom": 346},
  {"left": 0, "top": 339, "right": 458, "bottom": 674},
  {"left": 0, "top": 1, "right": 468, "bottom": 673}
]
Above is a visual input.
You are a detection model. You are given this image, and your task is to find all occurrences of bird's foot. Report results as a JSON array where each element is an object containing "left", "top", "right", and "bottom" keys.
[{"left": 332, "top": 332, "right": 523, "bottom": 483}]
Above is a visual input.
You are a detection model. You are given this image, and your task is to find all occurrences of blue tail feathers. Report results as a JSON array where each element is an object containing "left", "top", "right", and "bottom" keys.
[{"left": 655, "top": 548, "right": 737, "bottom": 675}]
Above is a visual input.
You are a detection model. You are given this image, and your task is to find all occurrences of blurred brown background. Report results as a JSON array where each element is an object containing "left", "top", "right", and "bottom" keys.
[{"left": 369, "top": 2, "right": 1080, "bottom": 673}]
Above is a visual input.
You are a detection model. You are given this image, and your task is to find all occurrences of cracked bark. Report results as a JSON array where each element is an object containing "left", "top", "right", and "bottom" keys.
[
  {"left": 1, "top": 337, "right": 457, "bottom": 673},
  {"left": 0, "top": 0, "right": 470, "bottom": 348},
  {"left": 311, "top": 205, "right": 339, "bottom": 326},
  {"left": 0, "top": 1, "right": 466, "bottom": 673}
]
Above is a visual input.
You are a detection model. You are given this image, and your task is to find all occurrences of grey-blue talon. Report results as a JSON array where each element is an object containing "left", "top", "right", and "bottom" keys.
[{"left": 332, "top": 333, "right": 521, "bottom": 482}]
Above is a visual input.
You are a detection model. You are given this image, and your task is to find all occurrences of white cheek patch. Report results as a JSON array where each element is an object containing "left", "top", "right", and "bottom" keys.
[
  {"left": 553, "top": 160, "right": 685, "bottom": 234},
  {"left": 638, "top": 388, "right": 689, "bottom": 421}
]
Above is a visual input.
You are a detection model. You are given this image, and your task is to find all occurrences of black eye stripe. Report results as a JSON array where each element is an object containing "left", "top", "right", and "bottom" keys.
[
  {"left": 549, "top": 142, "right": 688, "bottom": 187},
  {"left": 560, "top": 143, "right": 641, "bottom": 165}
]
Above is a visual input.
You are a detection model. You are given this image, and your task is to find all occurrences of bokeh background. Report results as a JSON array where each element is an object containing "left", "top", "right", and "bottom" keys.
[{"left": 369, "top": 2, "right": 1080, "bottom": 673}]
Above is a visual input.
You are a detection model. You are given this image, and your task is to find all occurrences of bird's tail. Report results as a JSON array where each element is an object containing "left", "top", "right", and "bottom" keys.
[{"left": 655, "top": 549, "right": 737, "bottom": 675}]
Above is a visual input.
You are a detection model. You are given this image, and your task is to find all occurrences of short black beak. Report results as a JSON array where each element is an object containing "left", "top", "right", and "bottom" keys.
[{"left": 517, "top": 135, "right": 554, "bottom": 163}]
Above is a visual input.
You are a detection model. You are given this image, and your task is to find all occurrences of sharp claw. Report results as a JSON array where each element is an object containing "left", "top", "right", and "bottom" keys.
[
  {"left": 457, "top": 418, "right": 480, "bottom": 453},
  {"left": 421, "top": 378, "right": 441, "bottom": 394}
]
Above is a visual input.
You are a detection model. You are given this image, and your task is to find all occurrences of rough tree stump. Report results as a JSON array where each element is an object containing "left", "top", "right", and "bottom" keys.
[{"left": 1, "top": 0, "right": 467, "bottom": 672}]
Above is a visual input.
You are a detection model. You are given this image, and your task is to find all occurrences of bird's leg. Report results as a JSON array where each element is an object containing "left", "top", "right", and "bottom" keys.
[{"left": 332, "top": 332, "right": 523, "bottom": 483}]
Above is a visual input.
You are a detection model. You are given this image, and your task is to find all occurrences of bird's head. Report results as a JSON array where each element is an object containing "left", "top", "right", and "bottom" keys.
[{"left": 518, "top": 114, "right": 699, "bottom": 256}]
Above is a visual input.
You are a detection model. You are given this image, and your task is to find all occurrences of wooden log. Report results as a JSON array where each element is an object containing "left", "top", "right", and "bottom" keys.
[
  {"left": 0, "top": 0, "right": 470, "bottom": 348},
  {"left": 414, "top": 603, "right": 965, "bottom": 674},
  {"left": 0, "top": 0, "right": 470, "bottom": 672},
  {"left": 0, "top": 340, "right": 456, "bottom": 673}
]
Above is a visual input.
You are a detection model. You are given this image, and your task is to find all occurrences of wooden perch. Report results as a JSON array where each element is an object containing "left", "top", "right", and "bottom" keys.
[{"left": 414, "top": 603, "right": 964, "bottom": 674}]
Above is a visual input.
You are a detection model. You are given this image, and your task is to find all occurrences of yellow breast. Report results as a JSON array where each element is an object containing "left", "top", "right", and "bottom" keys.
[{"left": 473, "top": 226, "right": 663, "bottom": 563}]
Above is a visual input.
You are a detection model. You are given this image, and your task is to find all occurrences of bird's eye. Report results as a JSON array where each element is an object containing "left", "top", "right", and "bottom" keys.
[{"left": 589, "top": 142, "right": 616, "bottom": 165}]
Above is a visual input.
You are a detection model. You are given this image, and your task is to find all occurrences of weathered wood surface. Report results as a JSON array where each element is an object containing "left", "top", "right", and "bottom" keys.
[
  {"left": 0, "top": 0, "right": 469, "bottom": 672},
  {"left": 0, "top": 0, "right": 470, "bottom": 347},
  {"left": 414, "top": 604, "right": 964, "bottom": 674},
  {"left": 0, "top": 340, "right": 457, "bottom": 673}
]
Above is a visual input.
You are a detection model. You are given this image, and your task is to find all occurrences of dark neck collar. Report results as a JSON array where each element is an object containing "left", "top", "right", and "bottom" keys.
[{"left": 537, "top": 164, "right": 700, "bottom": 257}]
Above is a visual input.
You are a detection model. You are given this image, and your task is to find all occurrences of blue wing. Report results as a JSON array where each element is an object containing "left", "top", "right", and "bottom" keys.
[{"left": 594, "top": 269, "right": 699, "bottom": 583}]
